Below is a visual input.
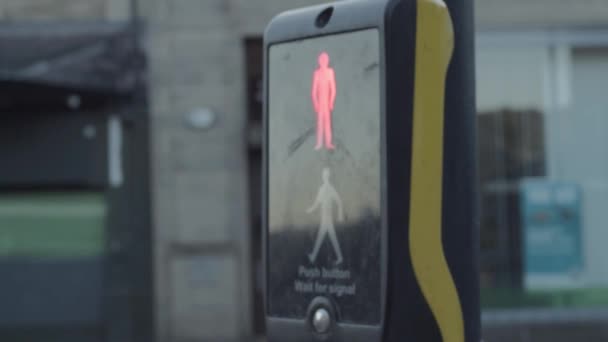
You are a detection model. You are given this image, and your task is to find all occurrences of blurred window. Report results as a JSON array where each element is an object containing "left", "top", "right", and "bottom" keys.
[{"left": 478, "top": 35, "right": 608, "bottom": 313}]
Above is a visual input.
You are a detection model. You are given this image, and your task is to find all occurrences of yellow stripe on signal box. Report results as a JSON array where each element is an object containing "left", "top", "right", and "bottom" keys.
[{"left": 409, "top": 0, "right": 464, "bottom": 341}]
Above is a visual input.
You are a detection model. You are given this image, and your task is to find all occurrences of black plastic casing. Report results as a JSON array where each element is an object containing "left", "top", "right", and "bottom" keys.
[{"left": 263, "top": 0, "right": 479, "bottom": 341}]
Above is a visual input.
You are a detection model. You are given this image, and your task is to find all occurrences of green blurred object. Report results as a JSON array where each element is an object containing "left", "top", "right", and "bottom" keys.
[
  {"left": 482, "top": 287, "right": 608, "bottom": 309},
  {"left": 0, "top": 193, "right": 106, "bottom": 258}
]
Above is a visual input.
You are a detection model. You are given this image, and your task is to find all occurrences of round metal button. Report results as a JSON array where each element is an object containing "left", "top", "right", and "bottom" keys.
[{"left": 312, "top": 307, "right": 331, "bottom": 334}]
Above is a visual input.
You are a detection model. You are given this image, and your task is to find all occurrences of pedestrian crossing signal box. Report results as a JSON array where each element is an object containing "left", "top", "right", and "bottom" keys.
[{"left": 263, "top": 0, "right": 479, "bottom": 341}]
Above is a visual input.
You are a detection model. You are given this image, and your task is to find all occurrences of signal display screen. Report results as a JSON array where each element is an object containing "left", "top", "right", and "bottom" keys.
[{"left": 267, "top": 29, "right": 382, "bottom": 325}]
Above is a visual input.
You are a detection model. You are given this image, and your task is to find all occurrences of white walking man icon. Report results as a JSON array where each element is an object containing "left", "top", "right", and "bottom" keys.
[{"left": 306, "top": 168, "right": 345, "bottom": 265}]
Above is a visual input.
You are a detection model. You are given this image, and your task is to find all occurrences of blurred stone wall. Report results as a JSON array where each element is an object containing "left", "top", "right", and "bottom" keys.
[
  {"left": 0, "top": 0, "right": 130, "bottom": 20},
  {"left": 476, "top": 0, "right": 608, "bottom": 29},
  {"left": 3, "top": 0, "right": 608, "bottom": 26}
]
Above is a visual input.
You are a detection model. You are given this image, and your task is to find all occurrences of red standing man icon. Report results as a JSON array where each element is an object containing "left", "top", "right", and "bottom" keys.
[{"left": 311, "top": 52, "right": 337, "bottom": 150}]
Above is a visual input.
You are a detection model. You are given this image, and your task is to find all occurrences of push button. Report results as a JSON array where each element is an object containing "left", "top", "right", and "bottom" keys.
[
  {"left": 312, "top": 307, "right": 331, "bottom": 334},
  {"left": 307, "top": 297, "right": 336, "bottom": 338}
]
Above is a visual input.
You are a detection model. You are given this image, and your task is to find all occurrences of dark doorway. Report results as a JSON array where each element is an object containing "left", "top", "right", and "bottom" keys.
[{"left": 244, "top": 37, "right": 264, "bottom": 337}]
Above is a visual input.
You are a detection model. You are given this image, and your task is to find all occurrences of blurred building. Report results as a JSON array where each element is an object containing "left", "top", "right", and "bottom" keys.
[{"left": 1, "top": 0, "right": 608, "bottom": 342}]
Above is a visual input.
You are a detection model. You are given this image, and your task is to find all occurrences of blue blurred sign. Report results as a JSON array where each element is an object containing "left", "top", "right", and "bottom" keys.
[{"left": 521, "top": 179, "right": 583, "bottom": 290}]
